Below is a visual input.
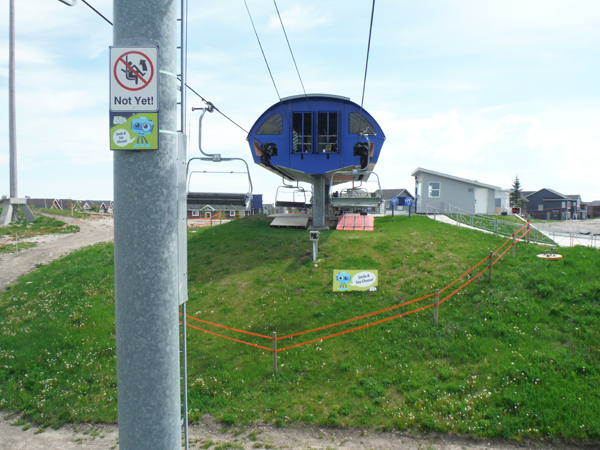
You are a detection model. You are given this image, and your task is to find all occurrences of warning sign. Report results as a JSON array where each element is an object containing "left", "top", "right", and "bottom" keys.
[{"left": 110, "top": 46, "right": 158, "bottom": 112}]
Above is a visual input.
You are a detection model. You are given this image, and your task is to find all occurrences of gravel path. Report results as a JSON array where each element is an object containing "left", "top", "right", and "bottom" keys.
[
  {"left": 0, "top": 214, "right": 114, "bottom": 291},
  {"left": 3, "top": 411, "right": 595, "bottom": 450}
]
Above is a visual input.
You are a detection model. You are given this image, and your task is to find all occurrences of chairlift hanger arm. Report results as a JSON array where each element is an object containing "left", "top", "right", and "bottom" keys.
[
  {"left": 191, "top": 105, "right": 220, "bottom": 160},
  {"left": 186, "top": 107, "right": 254, "bottom": 206}
]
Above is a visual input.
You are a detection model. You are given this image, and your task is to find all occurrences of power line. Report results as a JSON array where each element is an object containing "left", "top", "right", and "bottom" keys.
[
  {"left": 243, "top": 0, "right": 291, "bottom": 129},
  {"left": 182, "top": 80, "right": 263, "bottom": 144},
  {"left": 272, "top": 0, "right": 312, "bottom": 113},
  {"left": 81, "top": 2, "right": 257, "bottom": 143},
  {"left": 80, "top": 0, "right": 112, "bottom": 26},
  {"left": 357, "top": 0, "right": 376, "bottom": 142}
]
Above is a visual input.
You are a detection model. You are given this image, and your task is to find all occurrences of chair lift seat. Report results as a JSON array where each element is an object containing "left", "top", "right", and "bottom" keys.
[
  {"left": 187, "top": 192, "right": 249, "bottom": 206},
  {"left": 275, "top": 200, "right": 310, "bottom": 208}
]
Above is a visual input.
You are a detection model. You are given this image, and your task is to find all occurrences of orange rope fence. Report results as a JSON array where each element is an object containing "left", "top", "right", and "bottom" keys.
[
  {"left": 183, "top": 322, "right": 272, "bottom": 351},
  {"left": 182, "top": 221, "right": 532, "bottom": 355}
]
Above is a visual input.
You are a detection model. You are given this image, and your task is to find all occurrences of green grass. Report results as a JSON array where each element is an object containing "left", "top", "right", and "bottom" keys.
[
  {"left": 1, "top": 215, "right": 599, "bottom": 442},
  {"left": 30, "top": 207, "right": 91, "bottom": 220},
  {"left": 0, "top": 209, "right": 80, "bottom": 254}
]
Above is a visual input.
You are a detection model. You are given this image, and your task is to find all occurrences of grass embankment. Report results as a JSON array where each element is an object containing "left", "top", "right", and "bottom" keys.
[
  {"left": 30, "top": 207, "right": 91, "bottom": 220},
  {"left": 0, "top": 215, "right": 599, "bottom": 441},
  {"left": 0, "top": 209, "right": 80, "bottom": 254}
]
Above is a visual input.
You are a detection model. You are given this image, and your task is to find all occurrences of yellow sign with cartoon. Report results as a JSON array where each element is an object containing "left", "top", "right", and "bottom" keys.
[
  {"left": 110, "top": 112, "right": 159, "bottom": 151},
  {"left": 333, "top": 269, "right": 378, "bottom": 292}
]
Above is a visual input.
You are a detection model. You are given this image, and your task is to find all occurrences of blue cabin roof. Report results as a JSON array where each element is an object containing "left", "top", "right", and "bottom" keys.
[{"left": 247, "top": 94, "right": 386, "bottom": 185}]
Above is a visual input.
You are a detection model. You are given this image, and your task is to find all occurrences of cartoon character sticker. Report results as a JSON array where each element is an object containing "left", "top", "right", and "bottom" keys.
[
  {"left": 131, "top": 116, "right": 154, "bottom": 148},
  {"left": 110, "top": 112, "right": 158, "bottom": 151}
]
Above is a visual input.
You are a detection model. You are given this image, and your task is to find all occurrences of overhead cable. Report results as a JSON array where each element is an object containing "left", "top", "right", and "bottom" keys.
[
  {"left": 182, "top": 80, "right": 263, "bottom": 144},
  {"left": 80, "top": 4, "right": 259, "bottom": 143},
  {"left": 357, "top": 0, "right": 376, "bottom": 142},
  {"left": 243, "top": 0, "right": 291, "bottom": 128},
  {"left": 80, "top": 0, "right": 113, "bottom": 25},
  {"left": 272, "top": 0, "right": 312, "bottom": 113}
]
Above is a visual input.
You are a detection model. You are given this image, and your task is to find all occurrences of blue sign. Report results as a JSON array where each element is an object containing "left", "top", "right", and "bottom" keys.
[
  {"left": 390, "top": 196, "right": 399, "bottom": 206},
  {"left": 404, "top": 197, "right": 413, "bottom": 206}
]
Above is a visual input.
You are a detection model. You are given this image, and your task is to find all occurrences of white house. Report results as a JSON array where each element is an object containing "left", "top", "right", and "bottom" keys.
[{"left": 411, "top": 168, "right": 500, "bottom": 215}]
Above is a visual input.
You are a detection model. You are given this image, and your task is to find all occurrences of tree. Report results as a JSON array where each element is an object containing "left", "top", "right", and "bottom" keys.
[{"left": 509, "top": 175, "right": 527, "bottom": 210}]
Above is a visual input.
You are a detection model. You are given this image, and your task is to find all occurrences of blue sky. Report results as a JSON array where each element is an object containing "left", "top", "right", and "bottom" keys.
[{"left": 2, "top": 0, "right": 600, "bottom": 203}]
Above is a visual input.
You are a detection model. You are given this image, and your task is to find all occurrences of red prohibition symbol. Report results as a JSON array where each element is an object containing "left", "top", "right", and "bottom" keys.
[{"left": 114, "top": 51, "right": 154, "bottom": 91}]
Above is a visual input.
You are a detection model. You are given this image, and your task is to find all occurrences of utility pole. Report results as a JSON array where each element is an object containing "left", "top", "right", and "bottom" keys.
[
  {"left": 1, "top": 0, "right": 35, "bottom": 226},
  {"left": 112, "top": 1, "right": 180, "bottom": 449}
]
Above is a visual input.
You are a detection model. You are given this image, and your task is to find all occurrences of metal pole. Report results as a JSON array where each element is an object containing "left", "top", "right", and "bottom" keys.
[
  {"left": 434, "top": 289, "right": 439, "bottom": 325},
  {"left": 526, "top": 222, "right": 530, "bottom": 244},
  {"left": 9, "top": 0, "right": 18, "bottom": 223},
  {"left": 181, "top": 303, "right": 189, "bottom": 450},
  {"left": 311, "top": 176, "right": 326, "bottom": 229},
  {"left": 512, "top": 234, "right": 516, "bottom": 258},
  {"left": 113, "top": 1, "right": 180, "bottom": 449},
  {"left": 488, "top": 251, "right": 493, "bottom": 282},
  {"left": 272, "top": 332, "right": 277, "bottom": 374}
]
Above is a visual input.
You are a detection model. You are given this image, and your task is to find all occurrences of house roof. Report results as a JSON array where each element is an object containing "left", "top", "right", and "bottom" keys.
[
  {"left": 585, "top": 200, "right": 600, "bottom": 207},
  {"left": 411, "top": 167, "right": 501, "bottom": 190},
  {"left": 526, "top": 188, "right": 566, "bottom": 199},
  {"left": 566, "top": 195, "right": 581, "bottom": 201},
  {"left": 380, "top": 189, "right": 413, "bottom": 200}
]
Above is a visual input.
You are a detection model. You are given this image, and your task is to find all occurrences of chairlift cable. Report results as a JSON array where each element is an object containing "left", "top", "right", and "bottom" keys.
[
  {"left": 181, "top": 80, "right": 264, "bottom": 145},
  {"left": 272, "top": 0, "right": 312, "bottom": 114},
  {"left": 356, "top": 0, "right": 376, "bottom": 144},
  {"left": 243, "top": 0, "right": 292, "bottom": 131},
  {"left": 80, "top": 0, "right": 113, "bottom": 25},
  {"left": 84, "top": 1, "right": 261, "bottom": 145}
]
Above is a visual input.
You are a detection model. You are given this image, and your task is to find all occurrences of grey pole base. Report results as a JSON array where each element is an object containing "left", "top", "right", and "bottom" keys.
[{"left": 0, "top": 198, "right": 35, "bottom": 226}]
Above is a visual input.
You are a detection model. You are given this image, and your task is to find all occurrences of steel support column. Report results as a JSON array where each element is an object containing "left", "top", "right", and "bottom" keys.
[
  {"left": 113, "top": 1, "right": 180, "bottom": 449},
  {"left": 311, "top": 176, "right": 328, "bottom": 230}
]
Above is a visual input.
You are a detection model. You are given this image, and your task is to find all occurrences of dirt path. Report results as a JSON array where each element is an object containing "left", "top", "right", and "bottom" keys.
[
  {"left": 3, "top": 411, "right": 593, "bottom": 450},
  {"left": 0, "top": 214, "right": 114, "bottom": 291},
  {"left": 0, "top": 216, "right": 596, "bottom": 450}
]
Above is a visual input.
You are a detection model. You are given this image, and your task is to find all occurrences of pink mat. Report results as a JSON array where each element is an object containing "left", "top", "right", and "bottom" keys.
[{"left": 336, "top": 214, "right": 375, "bottom": 231}]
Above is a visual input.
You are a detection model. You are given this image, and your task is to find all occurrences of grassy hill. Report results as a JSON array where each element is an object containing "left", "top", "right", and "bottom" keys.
[{"left": 0, "top": 215, "right": 599, "bottom": 441}]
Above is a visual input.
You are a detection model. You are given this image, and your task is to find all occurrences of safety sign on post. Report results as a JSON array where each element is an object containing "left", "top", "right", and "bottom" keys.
[
  {"left": 110, "top": 47, "right": 159, "bottom": 151},
  {"left": 110, "top": 47, "right": 158, "bottom": 112}
]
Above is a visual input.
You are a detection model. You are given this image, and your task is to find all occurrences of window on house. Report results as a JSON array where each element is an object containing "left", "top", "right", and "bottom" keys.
[
  {"left": 256, "top": 114, "right": 282, "bottom": 135},
  {"left": 317, "top": 112, "right": 338, "bottom": 152},
  {"left": 229, "top": 210, "right": 235, "bottom": 217},
  {"left": 428, "top": 182, "right": 441, "bottom": 198},
  {"left": 192, "top": 210, "right": 199, "bottom": 217},
  {"left": 561, "top": 201, "right": 566, "bottom": 208},
  {"left": 348, "top": 113, "right": 376, "bottom": 135},
  {"left": 538, "top": 205, "right": 544, "bottom": 211},
  {"left": 292, "top": 112, "right": 312, "bottom": 153}
]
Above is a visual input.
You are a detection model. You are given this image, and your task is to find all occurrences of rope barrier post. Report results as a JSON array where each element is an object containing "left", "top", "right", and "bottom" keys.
[
  {"left": 272, "top": 332, "right": 277, "bottom": 375},
  {"left": 526, "top": 222, "right": 530, "bottom": 244},
  {"left": 488, "top": 251, "right": 493, "bottom": 283},
  {"left": 434, "top": 289, "right": 439, "bottom": 325},
  {"left": 512, "top": 233, "right": 516, "bottom": 258}
]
